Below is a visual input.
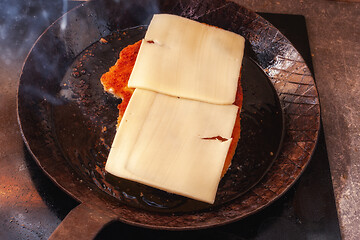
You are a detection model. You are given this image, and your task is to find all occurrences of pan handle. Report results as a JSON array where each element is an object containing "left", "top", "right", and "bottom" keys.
[{"left": 49, "top": 202, "right": 118, "bottom": 240}]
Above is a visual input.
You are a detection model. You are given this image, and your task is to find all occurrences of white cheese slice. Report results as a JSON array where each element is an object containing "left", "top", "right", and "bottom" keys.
[
  {"left": 105, "top": 89, "right": 239, "bottom": 203},
  {"left": 128, "top": 14, "right": 245, "bottom": 105}
]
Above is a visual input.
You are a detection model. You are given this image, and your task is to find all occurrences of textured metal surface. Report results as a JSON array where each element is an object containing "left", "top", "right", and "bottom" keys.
[
  {"left": 235, "top": 2, "right": 360, "bottom": 239},
  {"left": 17, "top": 0, "right": 320, "bottom": 231}
]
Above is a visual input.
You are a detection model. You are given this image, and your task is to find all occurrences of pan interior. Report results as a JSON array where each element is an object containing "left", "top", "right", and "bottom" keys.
[{"left": 51, "top": 26, "right": 283, "bottom": 213}]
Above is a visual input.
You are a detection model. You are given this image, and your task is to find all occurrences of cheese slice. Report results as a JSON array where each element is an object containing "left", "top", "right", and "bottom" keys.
[
  {"left": 128, "top": 14, "right": 245, "bottom": 105},
  {"left": 105, "top": 89, "right": 239, "bottom": 203}
]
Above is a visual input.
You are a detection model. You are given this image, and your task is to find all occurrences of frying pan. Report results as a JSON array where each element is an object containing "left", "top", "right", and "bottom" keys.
[{"left": 17, "top": 0, "right": 320, "bottom": 239}]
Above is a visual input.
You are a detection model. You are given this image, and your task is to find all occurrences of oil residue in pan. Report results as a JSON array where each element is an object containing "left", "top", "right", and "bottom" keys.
[{"left": 52, "top": 27, "right": 283, "bottom": 213}]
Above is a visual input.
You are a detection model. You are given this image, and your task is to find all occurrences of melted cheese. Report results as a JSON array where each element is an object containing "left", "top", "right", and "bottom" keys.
[
  {"left": 128, "top": 14, "right": 245, "bottom": 105},
  {"left": 105, "top": 14, "right": 245, "bottom": 204},
  {"left": 105, "top": 89, "right": 238, "bottom": 203}
]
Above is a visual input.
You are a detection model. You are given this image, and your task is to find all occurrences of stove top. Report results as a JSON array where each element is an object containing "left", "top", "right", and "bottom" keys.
[{"left": 0, "top": 2, "right": 341, "bottom": 239}]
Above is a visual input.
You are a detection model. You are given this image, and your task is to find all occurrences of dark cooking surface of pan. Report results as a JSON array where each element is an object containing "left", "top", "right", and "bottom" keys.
[
  {"left": 17, "top": 0, "right": 320, "bottom": 232},
  {"left": 53, "top": 25, "right": 283, "bottom": 213}
]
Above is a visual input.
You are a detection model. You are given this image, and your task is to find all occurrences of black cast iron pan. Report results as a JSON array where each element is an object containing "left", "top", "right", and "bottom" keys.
[{"left": 17, "top": 0, "right": 320, "bottom": 239}]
